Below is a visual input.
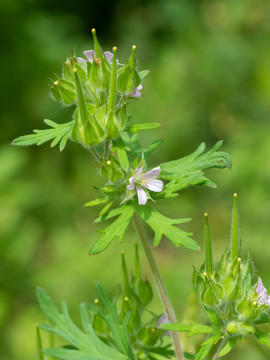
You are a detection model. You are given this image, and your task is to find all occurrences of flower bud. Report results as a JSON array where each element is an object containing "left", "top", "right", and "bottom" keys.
[
  {"left": 117, "top": 45, "right": 141, "bottom": 94},
  {"left": 51, "top": 78, "right": 76, "bottom": 105}
]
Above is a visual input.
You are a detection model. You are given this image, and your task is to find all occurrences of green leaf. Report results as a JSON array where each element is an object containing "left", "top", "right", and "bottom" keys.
[
  {"left": 12, "top": 120, "right": 74, "bottom": 151},
  {"left": 195, "top": 335, "right": 221, "bottom": 360},
  {"left": 133, "top": 204, "right": 200, "bottom": 250},
  {"left": 113, "top": 138, "right": 130, "bottom": 171},
  {"left": 120, "top": 133, "right": 163, "bottom": 166},
  {"left": 125, "top": 123, "right": 160, "bottom": 133},
  {"left": 161, "top": 141, "right": 232, "bottom": 181},
  {"left": 255, "top": 329, "right": 270, "bottom": 347},
  {"left": 161, "top": 322, "right": 214, "bottom": 337},
  {"left": 37, "top": 287, "right": 129, "bottom": 360},
  {"left": 95, "top": 283, "right": 136, "bottom": 360},
  {"left": 154, "top": 172, "right": 205, "bottom": 200},
  {"left": 83, "top": 197, "right": 109, "bottom": 207},
  {"left": 203, "top": 307, "right": 221, "bottom": 330},
  {"left": 89, "top": 204, "right": 135, "bottom": 255},
  {"left": 139, "top": 70, "right": 150, "bottom": 80},
  {"left": 218, "top": 337, "right": 236, "bottom": 357}
]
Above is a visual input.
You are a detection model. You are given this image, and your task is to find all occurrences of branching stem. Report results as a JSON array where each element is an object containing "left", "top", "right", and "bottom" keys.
[{"left": 132, "top": 213, "right": 184, "bottom": 360}]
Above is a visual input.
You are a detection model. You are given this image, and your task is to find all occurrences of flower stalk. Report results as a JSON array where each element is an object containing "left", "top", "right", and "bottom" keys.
[
  {"left": 204, "top": 212, "right": 213, "bottom": 275},
  {"left": 132, "top": 212, "right": 184, "bottom": 360},
  {"left": 231, "top": 193, "right": 239, "bottom": 260}
]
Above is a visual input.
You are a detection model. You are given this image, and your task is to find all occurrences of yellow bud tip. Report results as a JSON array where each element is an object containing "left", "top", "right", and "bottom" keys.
[
  {"left": 73, "top": 68, "right": 77, "bottom": 73},
  {"left": 121, "top": 250, "right": 125, "bottom": 255},
  {"left": 151, "top": 328, "right": 156, "bottom": 333},
  {"left": 91, "top": 28, "right": 96, "bottom": 34},
  {"left": 106, "top": 160, "right": 112, "bottom": 165},
  {"left": 124, "top": 296, "right": 129, "bottom": 302},
  {"left": 202, "top": 271, "right": 207, "bottom": 277},
  {"left": 233, "top": 193, "right": 237, "bottom": 198},
  {"left": 112, "top": 46, "right": 117, "bottom": 52},
  {"left": 237, "top": 257, "right": 241, "bottom": 262},
  {"left": 204, "top": 212, "right": 208, "bottom": 218},
  {"left": 54, "top": 80, "right": 59, "bottom": 86},
  {"left": 94, "top": 299, "right": 99, "bottom": 304},
  {"left": 252, "top": 301, "right": 257, "bottom": 306},
  {"left": 132, "top": 45, "right": 136, "bottom": 51}
]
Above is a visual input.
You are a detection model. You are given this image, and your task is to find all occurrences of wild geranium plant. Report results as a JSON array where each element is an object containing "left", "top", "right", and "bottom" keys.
[{"left": 12, "top": 30, "right": 270, "bottom": 359}]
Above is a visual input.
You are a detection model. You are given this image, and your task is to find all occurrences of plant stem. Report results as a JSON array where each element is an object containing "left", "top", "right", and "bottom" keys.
[
  {"left": 132, "top": 213, "right": 184, "bottom": 360},
  {"left": 210, "top": 337, "right": 227, "bottom": 360}
]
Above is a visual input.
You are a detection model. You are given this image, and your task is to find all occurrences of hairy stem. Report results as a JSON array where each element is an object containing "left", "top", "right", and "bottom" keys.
[
  {"left": 132, "top": 213, "right": 184, "bottom": 360},
  {"left": 210, "top": 337, "right": 227, "bottom": 360}
]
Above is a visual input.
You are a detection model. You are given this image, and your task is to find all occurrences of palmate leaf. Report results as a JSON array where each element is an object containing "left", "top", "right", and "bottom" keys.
[
  {"left": 121, "top": 132, "right": 163, "bottom": 166},
  {"left": 95, "top": 282, "right": 136, "bottom": 360},
  {"left": 89, "top": 203, "right": 135, "bottom": 255},
  {"left": 161, "top": 141, "right": 232, "bottom": 182},
  {"left": 133, "top": 203, "right": 200, "bottom": 250},
  {"left": 37, "top": 287, "right": 129, "bottom": 360},
  {"left": 12, "top": 119, "right": 74, "bottom": 151}
]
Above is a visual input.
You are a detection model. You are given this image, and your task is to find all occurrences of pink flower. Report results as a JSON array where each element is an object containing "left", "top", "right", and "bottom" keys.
[
  {"left": 256, "top": 277, "right": 270, "bottom": 305},
  {"left": 77, "top": 50, "right": 115, "bottom": 64},
  {"left": 128, "top": 84, "right": 142, "bottom": 98},
  {"left": 127, "top": 166, "right": 163, "bottom": 205}
]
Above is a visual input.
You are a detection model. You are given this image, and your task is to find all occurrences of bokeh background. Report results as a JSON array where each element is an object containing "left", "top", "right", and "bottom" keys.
[{"left": 1, "top": 0, "right": 270, "bottom": 358}]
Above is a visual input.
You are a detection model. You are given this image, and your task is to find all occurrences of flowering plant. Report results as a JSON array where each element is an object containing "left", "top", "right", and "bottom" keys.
[{"left": 13, "top": 30, "right": 270, "bottom": 360}]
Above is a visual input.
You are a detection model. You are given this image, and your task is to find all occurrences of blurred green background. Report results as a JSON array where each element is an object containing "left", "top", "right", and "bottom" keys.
[{"left": 1, "top": 0, "right": 270, "bottom": 358}]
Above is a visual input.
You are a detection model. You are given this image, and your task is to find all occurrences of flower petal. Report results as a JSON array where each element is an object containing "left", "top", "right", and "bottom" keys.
[
  {"left": 104, "top": 51, "right": 113, "bottom": 63},
  {"left": 136, "top": 186, "right": 148, "bottom": 205},
  {"left": 256, "top": 277, "right": 270, "bottom": 305},
  {"left": 142, "top": 166, "right": 161, "bottom": 180},
  {"left": 128, "top": 84, "right": 143, "bottom": 98},
  {"left": 144, "top": 179, "right": 163, "bottom": 192},
  {"left": 77, "top": 57, "right": 87, "bottom": 63},
  {"left": 127, "top": 176, "right": 135, "bottom": 190},
  {"left": 135, "top": 166, "right": 144, "bottom": 177},
  {"left": 83, "top": 50, "right": 96, "bottom": 63}
]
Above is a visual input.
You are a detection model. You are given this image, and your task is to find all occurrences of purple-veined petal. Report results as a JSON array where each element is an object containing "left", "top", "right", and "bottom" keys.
[
  {"left": 142, "top": 166, "right": 161, "bottom": 180},
  {"left": 127, "top": 176, "right": 135, "bottom": 190},
  {"left": 144, "top": 179, "right": 163, "bottom": 192},
  {"left": 128, "top": 84, "right": 143, "bottom": 98},
  {"left": 136, "top": 186, "right": 148, "bottom": 205},
  {"left": 83, "top": 50, "right": 96, "bottom": 63},
  {"left": 104, "top": 51, "right": 113, "bottom": 63},
  {"left": 77, "top": 57, "right": 87, "bottom": 63},
  {"left": 134, "top": 166, "right": 144, "bottom": 177},
  {"left": 256, "top": 277, "right": 270, "bottom": 305}
]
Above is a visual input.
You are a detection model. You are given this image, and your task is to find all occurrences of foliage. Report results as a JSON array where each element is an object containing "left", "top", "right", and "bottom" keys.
[
  {"left": 162, "top": 195, "right": 270, "bottom": 359},
  {"left": 37, "top": 245, "right": 173, "bottom": 360}
]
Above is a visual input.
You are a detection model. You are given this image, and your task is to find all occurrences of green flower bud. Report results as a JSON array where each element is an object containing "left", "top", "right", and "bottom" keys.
[
  {"left": 105, "top": 110, "right": 120, "bottom": 139},
  {"left": 226, "top": 321, "right": 239, "bottom": 335},
  {"left": 101, "top": 157, "right": 123, "bottom": 182},
  {"left": 102, "top": 184, "right": 117, "bottom": 195},
  {"left": 227, "top": 321, "right": 254, "bottom": 336},
  {"left": 118, "top": 45, "right": 141, "bottom": 94},
  {"left": 51, "top": 78, "right": 76, "bottom": 105}
]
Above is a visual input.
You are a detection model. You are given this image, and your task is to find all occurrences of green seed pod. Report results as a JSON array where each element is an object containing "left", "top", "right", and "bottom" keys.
[
  {"left": 227, "top": 321, "right": 239, "bottom": 335},
  {"left": 105, "top": 110, "right": 120, "bottom": 140}
]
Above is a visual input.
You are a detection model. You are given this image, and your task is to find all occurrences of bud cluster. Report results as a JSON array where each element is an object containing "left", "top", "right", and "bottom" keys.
[
  {"left": 193, "top": 194, "right": 270, "bottom": 337},
  {"left": 51, "top": 29, "right": 147, "bottom": 147},
  {"left": 90, "top": 244, "right": 172, "bottom": 359}
]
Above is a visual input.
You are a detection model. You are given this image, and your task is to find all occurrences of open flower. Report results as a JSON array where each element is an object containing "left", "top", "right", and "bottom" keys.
[
  {"left": 128, "top": 84, "right": 143, "bottom": 98},
  {"left": 77, "top": 50, "right": 115, "bottom": 64},
  {"left": 127, "top": 166, "right": 163, "bottom": 205},
  {"left": 256, "top": 277, "right": 270, "bottom": 305}
]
